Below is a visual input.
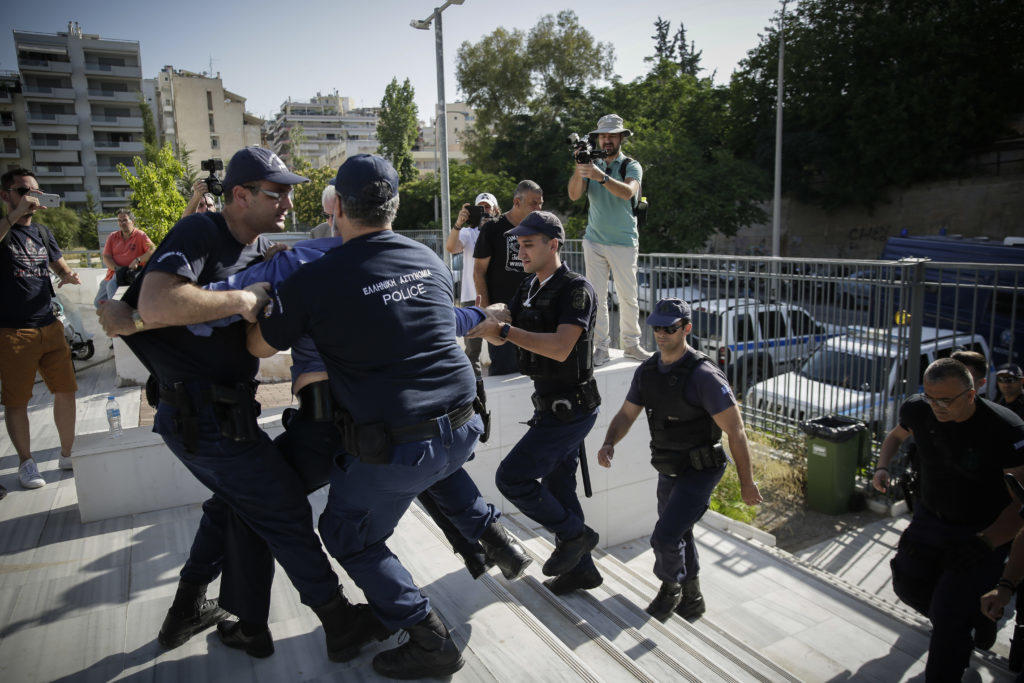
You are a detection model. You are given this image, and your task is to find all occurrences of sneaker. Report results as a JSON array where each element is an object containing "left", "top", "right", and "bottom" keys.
[
  {"left": 593, "top": 347, "right": 610, "bottom": 367},
  {"left": 18, "top": 459, "right": 45, "bottom": 489},
  {"left": 623, "top": 344, "right": 652, "bottom": 361},
  {"left": 59, "top": 453, "right": 73, "bottom": 471}
]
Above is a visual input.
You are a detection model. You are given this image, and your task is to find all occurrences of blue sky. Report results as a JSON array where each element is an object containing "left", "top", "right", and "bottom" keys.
[{"left": 2, "top": 0, "right": 780, "bottom": 122}]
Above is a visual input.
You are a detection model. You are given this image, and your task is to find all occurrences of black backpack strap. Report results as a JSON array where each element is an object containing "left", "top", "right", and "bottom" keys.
[{"left": 618, "top": 156, "right": 639, "bottom": 209}]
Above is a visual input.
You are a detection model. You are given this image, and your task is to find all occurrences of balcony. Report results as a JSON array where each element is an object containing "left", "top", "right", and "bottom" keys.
[
  {"left": 19, "top": 58, "right": 72, "bottom": 74},
  {"left": 94, "top": 140, "right": 144, "bottom": 153},
  {"left": 0, "top": 147, "right": 21, "bottom": 158},
  {"left": 83, "top": 62, "right": 142, "bottom": 78},
  {"left": 87, "top": 89, "right": 141, "bottom": 103},
  {"left": 100, "top": 191, "right": 131, "bottom": 204},
  {"left": 96, "top": 165, "right": 124, "bottom": 176},
  {"left": 61, "top": 191, "right": 88, "bottom": 203},
  {"left": 24, "top": 85, "right": 76, "bottom": 100},
  {"left": 32, "top": 139, "right": 82, "bottom": 151},
  {"left": 26, "top": 112, "right": 78, "bottom": 125},
  {"left": 91, "top": 115, "right": 143, "bottom": 129},
  {"left": 35, "top": 164, "right": 85, "bottom": 177},
  {"left": 0, "top": 120, "right": 14, "bottom": 131}
]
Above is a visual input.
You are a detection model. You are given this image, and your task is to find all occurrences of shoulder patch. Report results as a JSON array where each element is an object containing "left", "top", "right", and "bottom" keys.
[{"left": 572, "top": 286, "right": 588, "bottom": 311}]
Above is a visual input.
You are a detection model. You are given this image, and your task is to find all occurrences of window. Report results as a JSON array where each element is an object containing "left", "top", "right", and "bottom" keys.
[
  {"left": 758, "top": 310, "right": 788, "bottom": 339},
  {"left": 790, "top": 309, "right": 817, "bottom": 336},
  {"left": 734, "top": 314, "right": 756, "bottom": 342},
  {"left": 210, "top": 137, "right": 219, "bottom": 149},
  {"left": 206, "top": 91, "right": 214, "bottom": 111},
  {"left": 208, "top": 113, "right": 215, "bottom": 132}
]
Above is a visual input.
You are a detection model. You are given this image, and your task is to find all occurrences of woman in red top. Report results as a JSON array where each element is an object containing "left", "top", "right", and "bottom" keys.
[{"left": 94, "top": 209, "right": 155, "bottom": 306}]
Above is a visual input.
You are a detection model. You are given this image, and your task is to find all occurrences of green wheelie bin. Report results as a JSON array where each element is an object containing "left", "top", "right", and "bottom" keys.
[{"left": 799, "top": 415, "right": 871, "bottom": 514}]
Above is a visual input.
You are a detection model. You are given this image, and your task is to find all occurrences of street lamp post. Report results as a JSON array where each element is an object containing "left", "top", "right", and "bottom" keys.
[
  {"left": 411, "top": 0, "right": 465, "bottom": 267},
  {"left": 771, "top": 1, "right": 787, "bottom": 258}
]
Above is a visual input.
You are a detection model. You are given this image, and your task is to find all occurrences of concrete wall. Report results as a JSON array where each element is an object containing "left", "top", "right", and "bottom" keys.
[{"left": 706, "top": 173, "right": 1024, "bottom": 259}]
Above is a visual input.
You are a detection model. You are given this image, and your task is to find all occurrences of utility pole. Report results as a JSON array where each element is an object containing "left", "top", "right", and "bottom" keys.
[{"left": 771, "top": 1, "right": 787, "bottom": 258}]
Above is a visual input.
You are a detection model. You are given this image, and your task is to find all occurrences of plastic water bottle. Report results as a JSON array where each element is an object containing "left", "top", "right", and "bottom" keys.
[{"left": 106, "top": 395, "right": 123, "bottom": 437}]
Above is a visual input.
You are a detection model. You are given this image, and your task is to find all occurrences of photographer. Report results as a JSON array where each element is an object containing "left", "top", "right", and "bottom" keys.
[
  {"left": 95, "top": 209, "right": 155, "bottom": 306},
  {"left": 447, "top": 192, "right": 500, "bottom": 376},
  {"left": 567, "top": 113, "right": 649, "bottom": 365},
  {"left": 182, "top": 180, "right": 217, "bottom": 217}
]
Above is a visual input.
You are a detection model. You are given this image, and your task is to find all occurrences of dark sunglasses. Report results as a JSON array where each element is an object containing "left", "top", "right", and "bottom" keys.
[
  {"left": 11, "top": 187, "right": 35, "bottom": 196},
  {"left": 653, "top": 324, "right": 683, "bottom": 334},
  {"left": 998, "top": 376, "right": 1021, "bottom": 383}
]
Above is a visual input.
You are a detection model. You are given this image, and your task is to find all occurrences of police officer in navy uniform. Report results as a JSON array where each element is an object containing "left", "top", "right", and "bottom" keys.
[
  {"left": 874, "top": 358, "right": 1024, "bottom": 680},
  {"left": 249, "top": 154, "right": 519, "bottom": 679},
  {"left": 97, "top": 147, "right": 366, "bottom": 660},
  {"left": 596, "top": 298, "right": 762, "bottom": 621},
  {"left": 467, "top": 210, "right": 605, "bottom": 595}
]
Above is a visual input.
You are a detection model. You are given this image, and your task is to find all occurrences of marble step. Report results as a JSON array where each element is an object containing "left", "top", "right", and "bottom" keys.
[{"left": 497, "top": 513, "right": 796, "bottom": 683}]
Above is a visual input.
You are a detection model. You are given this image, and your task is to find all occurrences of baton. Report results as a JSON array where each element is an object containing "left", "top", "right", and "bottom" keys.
[{"left": 579, "top": 442, "right": 593, "bottom": 498}]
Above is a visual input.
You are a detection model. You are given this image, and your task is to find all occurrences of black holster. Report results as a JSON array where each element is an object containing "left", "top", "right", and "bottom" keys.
[
  {"left": 296, "top": 381, "right": 335, "bottom": 422},
  {"left": 206, "top": 382, "right": 261, "bottom": 444},
  {"left": 531, "top": 379, "right": 601, "bottom": 423},
  {"left": 334, "top": 411, "right": 392, "bottom": 465},
  {"left": 167, "top": 382, "right": 200, "bottom": 454},
  {"left": 651, "top": 443, "right": 727, "bottom": 477},
  {"left": 474, "top": 378, "right": 491, "bottom": 443}
]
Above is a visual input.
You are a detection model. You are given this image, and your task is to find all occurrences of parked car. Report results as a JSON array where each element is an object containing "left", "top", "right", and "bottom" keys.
[
  {"left": 689, "top": 298, "right": 840, "bottom": 392},
  {"left": 744, "top": 325, "right": 991, "bottom": 437},
  {"left": 609, "top": 268, "right": 706, "bottom": 312}
]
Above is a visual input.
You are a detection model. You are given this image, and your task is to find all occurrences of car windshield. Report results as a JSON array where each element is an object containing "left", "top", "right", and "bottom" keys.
[
  {"left": 798, "top": 347, "right": 892, "bottom": 391},
  {"left": 691, "top": 311, "right": 721, "bottom": 338}
]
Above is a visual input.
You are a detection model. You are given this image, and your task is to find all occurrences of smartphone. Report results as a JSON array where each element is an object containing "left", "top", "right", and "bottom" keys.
[
  {"left": 466, "top": 204, "right": 485, "bottom": 227},
  {"left": 36, "top": 193, "right": 61, "bottom": 209}
]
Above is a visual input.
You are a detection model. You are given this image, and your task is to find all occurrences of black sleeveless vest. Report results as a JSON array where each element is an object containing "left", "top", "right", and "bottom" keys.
[{"left": 638, "top": 350, "right": 722, "bottom": 453}]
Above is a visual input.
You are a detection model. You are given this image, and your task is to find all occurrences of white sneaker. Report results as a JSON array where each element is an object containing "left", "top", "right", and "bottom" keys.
[
  {"left": 59, "top": 453, "right": 73, "bottom": 471},
  {"left": 594, "top": 347, "right": 610, "bottom": 367},
  {"left": 18, "top": 459, "right": 45, "bottom": 489},
  {"left": 624, "top": 344, "right": 653, "bottom": 361}
]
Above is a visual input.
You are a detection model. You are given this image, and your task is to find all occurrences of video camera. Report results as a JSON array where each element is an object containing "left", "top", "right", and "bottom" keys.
[
  {"left": 200, "top": 158, "right": 224, "bottom": 196},
  {"left": 567, "top": 133, "right": 609, "bottom": 165}
]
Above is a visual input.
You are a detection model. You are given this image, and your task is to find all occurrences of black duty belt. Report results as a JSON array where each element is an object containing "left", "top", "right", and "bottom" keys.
[
  {"left": 531, "top": 379, "right": 601, "bottom": 415},
  {"left": 158, "top": 380, "right": 260, "bottom": 452},
  {"left": 296, "top": 380, "right": 334, "bottom": 422},
  {"left": 391, "top": 402, "right": 476, "bottom": 444}
]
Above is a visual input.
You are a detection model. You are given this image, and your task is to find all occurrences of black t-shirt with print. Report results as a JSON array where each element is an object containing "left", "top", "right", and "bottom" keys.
[
  {"left": 473, "top": 215, "right": 528, "bottom": 304},
  {"left": 0, "top": 221, "right": 61, "bottom": 328}
]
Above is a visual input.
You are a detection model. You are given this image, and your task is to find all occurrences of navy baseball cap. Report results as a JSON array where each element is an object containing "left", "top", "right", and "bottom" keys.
[
  {"left": 334, "top": 154, "right": 399, "bottom": 204},
  {"left": 997, "top": 363, "right": 1023, "bottom": 378},
  {"left": 646, "top": 298, "right": 691, "bottom": 327},
  {"left": 222, "top": 146, "right": 308, "bottom": 194},
  {"left": 505, "top": 211, "right": 565, "bottom": 241}
]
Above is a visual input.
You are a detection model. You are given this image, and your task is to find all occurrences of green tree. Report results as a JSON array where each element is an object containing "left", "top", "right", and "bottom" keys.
[
  {"left": 40, "top": 206, "right": 80, "bottom": 249},
  {"left": 75, "top": 192, "right": 107, "bottom": 249},
  {"left": 138, "top": 94, "right": 159, "bottom": 162},
  {"left": 289, "top": 159, "right": 336, "bottom": 229},
  {"left": 729, "top": 0, "right": 1024, "bottom": 208},
  {"left": 176, "top": 144, "right": 200, "bottom": 198},
  {"left": 395, "top": 162, "right": 517, "bottom": 229},
  {"left": 279, "top": 124, "right": 307, "bottom": 165},
  {"left": 377, "top": 77, "right": 419, "bottom": 184},
  {"left": 117, "top": 142, "right": 187, "bottom": 244}
]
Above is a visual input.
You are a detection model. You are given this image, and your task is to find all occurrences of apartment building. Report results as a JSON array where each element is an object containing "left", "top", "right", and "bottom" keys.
[
  {"left": 265, "top": 92, "right": 379, "bottom": 166},
  {"left": 0, "top": 71, "right": 32, "bottom": 171},
  {"left": 412, "top": 102, "right": 473, "bottom": 174},
  {"left": 149, "top": 66, "right": 263, "bottom": 169},
  {"left": 14, "top": 22, "right": 143, "bottom": 211}
]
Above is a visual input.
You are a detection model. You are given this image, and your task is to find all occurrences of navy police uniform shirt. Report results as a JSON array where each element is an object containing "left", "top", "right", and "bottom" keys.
[
  {"left": 509, "top": 264, "right": 596, "bottom": 395},
  {"left": 899, "top": 394, "right": 1024, "bottom": 524},
  {"left": 0, "top": 222, "right": 61, "bottom": 328},
  {"left": 626, "top": 349, "right": 737, "bottom": 416},
  {"left": 259, "top": 230, "right": 476, "bottom": 427},
  {"left": 121, "top": 212, "right": 271, "bottom": 385}
]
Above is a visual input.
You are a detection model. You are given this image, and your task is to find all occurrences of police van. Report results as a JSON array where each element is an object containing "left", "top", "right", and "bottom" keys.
[
  {"left": 744, "top": 325, "right": 991, "bottom": 436},
  {"left": 689, "top": 298, "right": 838, "bottom": 392}
]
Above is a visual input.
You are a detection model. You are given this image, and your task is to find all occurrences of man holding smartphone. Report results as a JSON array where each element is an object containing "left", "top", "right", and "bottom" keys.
[{"left": 0, "top": 168, "right": 80, "bottom": 489}]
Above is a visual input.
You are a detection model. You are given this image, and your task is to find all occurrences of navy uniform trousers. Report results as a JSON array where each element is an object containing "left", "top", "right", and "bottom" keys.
[
  {"left": 652, "top": 464, "right": 726, "bottom": 584},
  {"left": 153, "top": 388, "right": 339, "bottom": 623},
  {"left": 318, "top": 413, "right": 488, "bottom": 631},
  {"left": 890, "top": 505, "right": 1009, "bottom": 681},
  {"left": 496, "top": 406, "right": 598, "bottom": 575}
]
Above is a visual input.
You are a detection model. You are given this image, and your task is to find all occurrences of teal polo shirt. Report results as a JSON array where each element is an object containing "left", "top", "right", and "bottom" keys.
[{"left": 583, "top": 153, "right": 643, "bottom": 247}]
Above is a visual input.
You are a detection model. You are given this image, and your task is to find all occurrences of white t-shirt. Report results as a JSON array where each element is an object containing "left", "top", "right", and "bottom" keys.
[{"left": 458, "top": 227, "right": 480, "bottom": 304}]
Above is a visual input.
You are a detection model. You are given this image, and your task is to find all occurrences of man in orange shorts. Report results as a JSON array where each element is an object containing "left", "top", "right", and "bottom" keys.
[{"left": 0, "top": 168, "right": 80, "bottom": 489}]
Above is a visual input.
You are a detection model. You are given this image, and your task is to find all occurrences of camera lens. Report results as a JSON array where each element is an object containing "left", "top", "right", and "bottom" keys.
[{"left": 207, "top": 176, "right": 223, "bottom": 196}]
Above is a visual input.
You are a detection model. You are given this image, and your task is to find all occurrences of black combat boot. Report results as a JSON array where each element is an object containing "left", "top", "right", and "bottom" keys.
[
  {"left": 313, "top": 588, "right": 393, "bottom": 662},
  {"left": 372, "top": 610, "right": 465, "bottom": 679},
  {"left": 542, "top": 526, "right": 599, "bottom": 576},
  {"left": 973, "top": 612, "right": 998, "bottom": 650},
  {"left": 645, "top": 581, "right": 683, "bottom": 622},
  {"left": 216, "top": 620, "right": 275, "bottom": 658},
  {"left": 479, "top": 521, "right": 533, "bottom": 580},
  {"left": 158, "top": 580, "right": 228, "bottom": 649},
  {"left": 674, "top": 576, "right": 706, "bottom": 620},
  {"left": 543, "top": 566, "right": 603, "bottom": 596},
  {"left": 458, "top": 548, "right": 492, "bottom": 580}
]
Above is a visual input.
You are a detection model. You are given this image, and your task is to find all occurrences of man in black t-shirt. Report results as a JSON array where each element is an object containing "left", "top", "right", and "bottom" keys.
[
  {"left": 995, "top": 364, "right": 1024, "bottom": 419},
  {"left": 873, "top": 357, "right": 1024, "bottom": 680},
  {"left": 99, "top": 148, "right": 354, "bottom": 661},
  {"left": 472, "top": 179, "right": 543, "bottom": 375},
  {"left": 0, "top": 168, "right": 81, "bottom": 490}
]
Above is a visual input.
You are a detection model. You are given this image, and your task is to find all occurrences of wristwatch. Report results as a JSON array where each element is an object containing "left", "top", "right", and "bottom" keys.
[
  {"left": 499, "top": 323, "right": 512, "bottom": 339},
  {"left": 131, "top": 309, "right": 145, "bottom": 332},
  {"left": 598, "top": 174, "right": 609, "bottom": 185}
]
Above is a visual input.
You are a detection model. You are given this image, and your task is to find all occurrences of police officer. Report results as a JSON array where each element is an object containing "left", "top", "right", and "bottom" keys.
[
  {"left": 467, "top": 211, "right": 605, "bottom": 595},
  {"left": 249, "top": 154, "right": 514, "bottom": 679},
  {"left": 97, "top": 147, "right": 369, "bottom": 660},
  {"left": 873, "top": 358, "right": 1024, "bottom": 680},
  {"left": 186, "top": 236, "right": 529, "bottom": 656},
  {"left": 596, "top": 298, "right": 762, "bottom": 621},
  {"left": 995, "top": 364, "right": 1024, "bottom": 419}
]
